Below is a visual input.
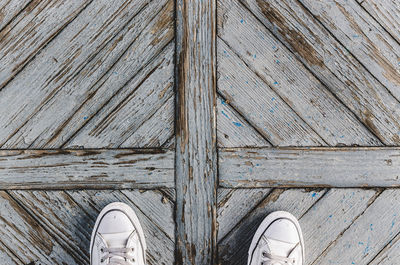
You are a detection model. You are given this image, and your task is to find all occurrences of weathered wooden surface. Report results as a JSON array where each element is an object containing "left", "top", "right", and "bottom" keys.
[
  {"left": 239, "top": 0, "right": 400, "bottom": 146},
  {"left": 0, "top": 149, "right": 174, "bottom": 189},
  {"left": 217, "top": 0, "right": 381, "bottom": 147},
  {"left": 0, "top": 0, "right": 174, "bottom": 149},
  {"left": 1, "top": 189, "right": 175, "bottom": 265},
  {"left": 0, "top": 0, "right": 31, "bottom": 31},
  {"left": 219, "top": 147, "right": 400, "bottom": 187},
  {"left": 175, "top": 0, "right": 217, "bottom": 263}
]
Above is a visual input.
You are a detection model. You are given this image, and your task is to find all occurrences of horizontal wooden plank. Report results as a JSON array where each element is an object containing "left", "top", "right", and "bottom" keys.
[
  {"left": 219, "top": 147, "right": 400, "bottom": 187},
  {"left": 0, "top": 149, "right": 174, "bottom": 189}
]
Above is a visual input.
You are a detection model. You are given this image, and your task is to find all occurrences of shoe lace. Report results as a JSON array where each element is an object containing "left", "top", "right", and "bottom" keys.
[
  {"left": 101, "top": 247, "right": 135, "bottom": 265},
  {"left": 261, "top": 251, "right": 295, "bottom": 265}
]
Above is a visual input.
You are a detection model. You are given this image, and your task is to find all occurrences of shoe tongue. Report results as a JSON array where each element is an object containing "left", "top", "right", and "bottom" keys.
[
  {"left": 260, "top": 236, "right": 297, "bottom": 258},
  {"left": 101, "top": 231, "right": 131, "bottom": 248}
]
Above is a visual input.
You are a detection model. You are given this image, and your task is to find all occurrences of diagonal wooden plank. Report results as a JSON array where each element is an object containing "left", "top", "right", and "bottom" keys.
[
  {"left": 219, "top": 147, "right": 400, "bottom": 188},
  {"left": 314, "top": 189, "right": 400, "bottom": 265},
  {"left": 65, "top": 43, "right": 174, "bottom": 148},
  {"left": 240, "top": 0, "right": 400, "bottom": 145},
  {"left": 218, "top": 39, "right": 324, "bottom": 146},
  {"left": 0, "top": 240, "right": 21, "bottom": 265},
  {"left": 218, "top": 0, "right": 380, "bottom": 146},
  {"left": 218, "top": 189, "right": 326, "bottom": 265},
  {"left": 299, "top": 188, "right": 378, "bottom": 265},
  {"left": 217, "top": 188, "right": 272, "bottom": 241},
  {"left": 217, "top": 96, "right": 271, "bottom": 147},
  {"left": 299, "top": 0, "right": 400, "bottom": 102},
  {"left": 369, "top": 232, "right": 400, "bottom": 265},
  {"left": 1, "top": 0, "right": 173, "bottom": 149},
  {"left": 67, "top": 190, "right": 175, "bottom": 265},
  {"left": 0, "top": 0, "right": 31, "bottom": 31},
  {"left": 120, "top": 95, "right": 174, "bottom": 148},
  {"left": 0, "top": 191, "right": 78, "bottom": 264},
  {"left": 360, "top": 0, "right": 400, "bottom": 44},
  {"left": 0, "top": 149, "right": 174, "bottom": 189},
  {"left": 175, "top": 0, "right": 218, "bottom": 264},
  {"left": 0, "top": 0, "right": 92, "bottom": 89}
]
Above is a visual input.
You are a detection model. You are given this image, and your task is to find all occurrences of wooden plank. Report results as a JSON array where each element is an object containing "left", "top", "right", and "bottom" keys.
[
  {"left": 0, "top": 191, "right": 78, "bottom": 264},
  {"left": 0, "top": 0, "right": 171, "bottom": 148},
  {"left": 0, "top": 0, "right": 31, "bottom": 31},
  {"left": 218, "top": 39, "right": 324, "bottom": 147},
  {"left": 0, "top": 149, "right": 174, "bottom": 189},
  {"left": 218, "top": 0, "right": 380, "bottom": 146},
  {"left": 67, "top": 190, "right": 175, "bottom": 265},
  {"left": 300, "top": 188, "right": 378, "bottom": 264},
  {"left": 241, "top": 0, "right": 400, "bottom": 145},
  {"left": 361, "top": 0, "right": 400, "bottom": 44},
  {"left": 120, "top": 95, "right": 174, "bottom": 148},
  {"left": 1, "top": 0, "right": 173, "bottom": 149},
  {"left": 314, "top": 189, "right": 400, "bottom": 264},
  {"left": 65, "top": 43, "right": 174, "bottom": 148},
  {"left": 217, "top": 188, "right": 271, "bottom": 241},
  {"left": 0, "top": 0, "right": 91, "bottom": 88},
  {"left": 299, "top": 0, "right": 400, "bottom": 102},
  {"left": 217, "top": 96, "right": 271, "bottom": 147},
  {"left": 175, "top": 0, "right": 217, "bottom": 263},
  {"left": 219, "top": 147, "right": 400, "bottom": 187},
  {"left": 218, "top": 189, "right": 326, "bottom": 265},
  {"left": 369, "top": 232, "right": 400, "bottom": 265}
]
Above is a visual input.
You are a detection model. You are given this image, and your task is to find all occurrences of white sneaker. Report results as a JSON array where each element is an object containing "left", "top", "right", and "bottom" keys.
[
  {"left": 248, "top": 211, "right": 304, "bottom": 265},
  {"left": 90, "top": 202, "right": 147, "bottom": 265}
]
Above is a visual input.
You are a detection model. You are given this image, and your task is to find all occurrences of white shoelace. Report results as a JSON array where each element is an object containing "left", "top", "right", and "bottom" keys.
[
  {"left": 261, "top": 251, "right": 295, "bottom": 265},
  {"left": 101, "top": 247, "right": 135, "bottom": 265}
]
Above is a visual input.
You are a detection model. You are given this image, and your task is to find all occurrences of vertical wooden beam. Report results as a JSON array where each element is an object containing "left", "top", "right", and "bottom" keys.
[{"left": 175, "top": 0, "right": 217, "bottom": 264}]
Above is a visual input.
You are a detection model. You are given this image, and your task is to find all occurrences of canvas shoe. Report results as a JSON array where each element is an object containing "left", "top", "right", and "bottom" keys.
[
  {"left": 248, "top": 211, "right": 304, "bottom": 265},
  {"left": 90, "top": 202, "right": 147, "bottom": 265}
]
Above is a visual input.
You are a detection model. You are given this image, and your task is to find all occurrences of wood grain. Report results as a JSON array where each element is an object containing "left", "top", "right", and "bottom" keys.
[
  {"left": 0, "top": 0, "right": 31, "bottom": 31},
  {"left": 314, "top": 189, "right": 400, "bottom": 264},
  {"left": 219, "top": 147, "right": 400, "bottom": 187},
  {"left": 361, "top": 0, "right": 400, "bottom": 44},
  {"left": 240, "top": 0, "right": 400, "bottom": 145},
  {"left": 0, "top": 0, "right": 91, "bottom": 89},
  {"left": 218, "top": 189, "right": 326, "bottom": 265},
  {"left": 217, "top": 0, "right": 380, "bottom": 146},
  {"left": 0, "top": 0, "right": 173, "bottom": 149},
  {"left": 0, "top": 149, "right": 174, "bottom": 189},
  {"left": 299, "top": 0, "right": 400, "bottom": 102},
  {"left": 175, "top": 0, "right": 217, "bottom": 263}
]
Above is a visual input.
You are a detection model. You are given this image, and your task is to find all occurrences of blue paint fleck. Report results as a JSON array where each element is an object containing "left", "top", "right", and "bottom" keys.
[
  {"left": 328, "top": 214, "right": 332, "bottom": 218},
  {"left": 83, "top": 116, "right": 88, "bottom": 120},
  {"left": 269, "top": 108, "right": 274, "bottom": 113},
  {"left": 233, "top": 122, "right": 243, "bottom": 127},
  {"left": 240, "top": 19, "right": 244, "bottom": 23},
  {"left": 276, "top": 59, "right": 280, "bottom": 64},
  {"left": 311, "top": 192, "right": 317, "bottom": 198},
  {"left": 254, "top": 54, "right": 257, "bottom": 58},
  {"left": 256, "top": 163, "right": 260, "bottom": 167},
  {"left": 339, "top": 135, "right": 345, "bottom": 138},
  {"left": 223, "top": 50, "right": 227, "bottom": 54},
  {"left": 271, "top": 97, "right": 276, "bottom": 101},
  {"left": 221, "top": 111, "right": 229, "bottom": 119},
  {"left": 221, "top": 99, "right": 227, "bottom": 105},
  {"left": 273, "top": 81, "right": 279, "bottom": 85},
  {"left": 245, "top": 81, "right": 249, "bottom": 84},
  {"left": 370, "top": 224, "right": 373, "bottom": 231}
]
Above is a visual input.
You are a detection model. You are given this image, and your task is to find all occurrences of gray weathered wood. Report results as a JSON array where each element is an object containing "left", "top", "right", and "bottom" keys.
[
  {"left": 218, "top": 39, "right": 325, "bottom": 146},
  {"left": 0, "top": 149, "right": 174, "bottom": 189},
  {"left": 361, "top": 0, "right": 400, "bottom": 44},
  {"left": 0, "top": 0, "right": 172, "bottom": 149},
  {"left": 218, "top": 189, "right": 326, "bottom": 265},
  {"left": 66, "top": 43, "right": 174, "bottom": 148},
  {"left": 217, "top": 0, "right": 380, "bottom": 146},
  {"left": 0, "top": 0, "right": 31, "bottom": 31},
  {"left": 217, "top": 188, "right": 271, "bottom": 240},
  {"left": 314, "top": 189, "right": 400, "bottom": 264},
  {"left": 0, "top": 0, "right": 91, "bottom": 89},
  {"left": 217, "top": 96, "right": 271, "bottom": 147},
  {"left": 300, "top": 188, "right": 378, "bottom": 264},
  {"left": 0, "top": 191, "right": 78, "bottom": 264},
  {"left": 175, "top": 0, "right": 217, "bottom": 263},
  {"left": 219, "top": 147, "right": 400, "bottom": 187},
  {"left": 240, "top": 0, "right": 400, "bottom": 145},
  {"left": 299, "top": 0, "right": 400, "bottom": 102}
]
